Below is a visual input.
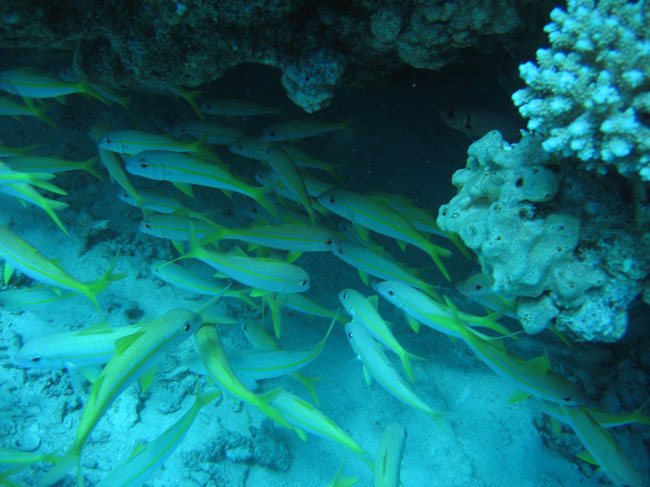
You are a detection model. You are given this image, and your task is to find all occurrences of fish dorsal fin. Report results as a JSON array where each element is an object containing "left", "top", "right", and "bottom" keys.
[
  {"left": 139, "top": 367, "right": 157, "bottom": 393},
  {"left": 75, "top": 321, "right": 112, "bottom": 336},
  {"left": 396, "top": 239, "right": 407, "bottom": 252},
  {"left": 366, "top": 295, "right": 379, "bottom": 310},
  {"left": 114, "top": 331, "right": 145, "bottom": 355},
  {"left": 293, "top": 397, "right": 315, "bottom": 411},
  {"left": 526, "top": 351, "right": 550, "bottom": 373},
  {"left": 173, "top": 182, "right": 195, "bottom": 198}
]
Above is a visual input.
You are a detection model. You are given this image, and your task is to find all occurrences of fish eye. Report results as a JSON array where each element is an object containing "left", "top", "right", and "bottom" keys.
[
  {"left": 139, "top": 163, "right": 148, "bottom": 169},
  {"left": 106, "top": 138, "right": 111, "bottom": 144},
  {"left": 300, "top": 279, "right": 308, "bottom": 286},
  {"left": 388, "top": 289, "right": 395, "bottom": 296},
  {"left": 238, "top": 144, "right": 243, "bottom": 149},
  {"left": 144, "top": 223, "right": 151, "bottom": 229},
  {"left": 269, "top": 131, "right": 276, "bottom": 137},
  {"left": 30, "top": 356, "right": 41, "bottom": 363},
  {"left": 329, "top": 197, "right": 335, "bottom": 204},
  {"left": 337, "top": 248, "right": 343, "bottom": 254},
  {"left": 326, "top": 239, "right": 333, "bottom": 245},
  {"left": 563, "top": 396, "right": 572, "bottom": 402},
  {"left": 474, "top": 284, "right": 483, "bottom": 291},
  {"left": 347, "top": 331, "right": 352, "bottom": 338},
  {"left": 447, "top": 110, "right": 454, "bottom": 117},
  {"left": 182, "top": 321, "right": 192, "bottom": 332},
  {"left": 342, "top": 292, "right": 348, "bottom": 299}
]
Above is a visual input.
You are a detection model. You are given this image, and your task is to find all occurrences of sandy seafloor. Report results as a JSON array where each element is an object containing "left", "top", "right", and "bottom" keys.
[{"left": 1, "top": 53, "right": 649, "bottom": 487}]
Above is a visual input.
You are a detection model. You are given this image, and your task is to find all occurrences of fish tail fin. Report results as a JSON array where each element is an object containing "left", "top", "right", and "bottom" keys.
[
  {"left": 251, "top": 186, "right": 279, "bottom": 218},
  {"left": 85, "top": 252, "right": 127, "bottom": 313},
  {"left": 35, "top": 103, "right": 58, "bottom": 128},
  {"left": 80, "top": 82, "right": 110, "bottom": 106},
  {"left": 37, "top": 196, "right": 69, "bottom": 236},
  {"left": 447, "top": 231, "right": 473, "bottom": 259},
  {"left": 340, "top": 113, "right": 361, "bottom": 134},
  {"left": 398, "top": 348, "right": 426, "bottom": 384},
  {"left": 431, "top": 411, "right": 454, "bottom": 438},
  {"left": 81, "top": 156, "right": 103, "bottom": 180},
  {"left": 39, "top": 445, "right": 81, "bottom": 487},
  {"left": 291, "top": 373, "right": 322, "bottom": 407},
  {"left": 424, "top": 242, "right": 452, "bottom": 281},
  {"left": 256, "top": 387, "right": 293, "bottom": 431},
  {"left": 169, "top": 83, "right": 205, "bottom": 120}
]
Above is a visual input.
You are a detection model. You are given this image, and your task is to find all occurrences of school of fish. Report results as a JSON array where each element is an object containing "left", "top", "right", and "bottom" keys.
[{"left": 0, "top": 65, "right": 647, "bottom": 487}]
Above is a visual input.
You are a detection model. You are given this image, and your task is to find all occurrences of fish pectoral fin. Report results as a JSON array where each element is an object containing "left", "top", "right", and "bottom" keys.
[
  {"left": 139, "top": 367, "right": 157, "bottom": 393},
  {"left": 366, "top": 295, "right": 379, "bottom": 309},
  {"left": 79, "top": 365, "right": 103, "bottom": 384},
  {"left": 507, "top": 389, "right": 532, "bottom": 404},
  {"left": 294, "top": 426, "right": 308, "bottom": 442},
  {"left": 576, "top": 450, "right": 598, "bottom": 466},
  {"left": 362, "top": 365, "right": 372, "bottom": 386},
  {"left": 357, "top": 270, "right": 369, "bottom": 287},
  {"left": 3, "top": 263, "right": 15, "bottom": 285}
]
